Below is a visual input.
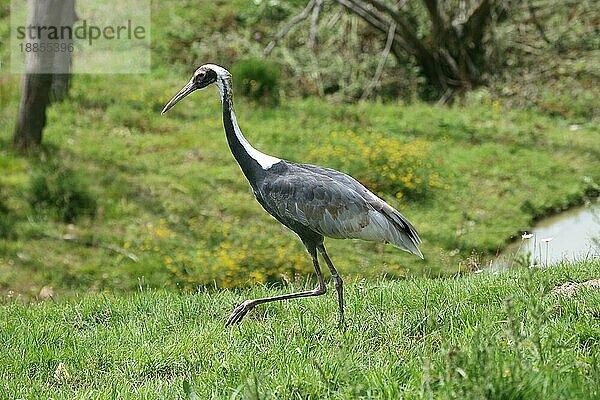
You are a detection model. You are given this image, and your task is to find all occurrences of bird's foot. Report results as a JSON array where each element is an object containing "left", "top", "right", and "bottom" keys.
[{"left": 225, "top": 300, "right": 256, "bottom": 327}]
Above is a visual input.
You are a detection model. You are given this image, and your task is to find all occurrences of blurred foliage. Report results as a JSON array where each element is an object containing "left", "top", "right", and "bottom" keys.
[
  {"left": 0, "top": 76, "right": 19, "bottom": 110},
  {"left": 489, "top": 0, "right": 599, "bottom": 120},
  {"left": 0, "top": 184, "right": 15, "bottom": 239},
  {"left": 146, "top": 0, "right": 598, "bottom": 114},
  {"left": 309, "top": 130, "right": 445, "bottom": 201},
  {"left": 0, "top": 1, "right": 598, "bottom": 295},
  {"left": 136, "top": 219, "right": 311, "bottom": 290},
  {"left": 29, "top": 162, "right": 97, "bottom": 223},
  {"left": 231, "top": 58, "right": 280, "bottom": 106}
]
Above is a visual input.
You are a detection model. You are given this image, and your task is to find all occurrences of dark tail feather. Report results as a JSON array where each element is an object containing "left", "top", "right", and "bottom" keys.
[{"left": 384, "top": 207, "right": 423, "bottom": 259}]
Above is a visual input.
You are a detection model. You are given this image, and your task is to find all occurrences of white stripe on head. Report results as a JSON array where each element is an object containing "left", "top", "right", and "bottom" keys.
[{"left": 203, "top": 64, "right": 231, "bottom": 79}]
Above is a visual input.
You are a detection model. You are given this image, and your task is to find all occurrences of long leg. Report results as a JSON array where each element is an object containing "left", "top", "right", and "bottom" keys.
[
  {"left": 317, "top": 244, "right": 345, "bottom": 328},
  {"left": 225, "top": 246, "right": 326, "bottom": 326}
]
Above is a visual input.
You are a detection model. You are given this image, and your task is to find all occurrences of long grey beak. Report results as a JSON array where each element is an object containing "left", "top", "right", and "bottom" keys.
[{"left": 161, "top": 80, "right": 197, "bottom": 114}]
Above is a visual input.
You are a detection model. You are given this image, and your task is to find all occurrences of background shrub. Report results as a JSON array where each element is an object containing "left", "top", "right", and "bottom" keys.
[
  {"left": 231, "top": 58, "right": 280, "bottom": 106},
  {"left": 136, "top": 219, "right": 312, "bottom": 290},
  {"left": 29, "top": 163, "right": 97, "bottom": 223},
  {"left": 0, "top": 185, "right": 15, "bottom": 239},
  {"left": 309, "top": 130, "right": 444, "bottom": 201}
]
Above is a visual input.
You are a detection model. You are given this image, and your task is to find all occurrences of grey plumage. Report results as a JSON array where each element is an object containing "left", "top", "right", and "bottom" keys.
[
  {"left": 256, "top": 161, "right": 423, "bottom": 258},
  {"left": 161, "top": 63, "right": 423, "bottom": 327}
]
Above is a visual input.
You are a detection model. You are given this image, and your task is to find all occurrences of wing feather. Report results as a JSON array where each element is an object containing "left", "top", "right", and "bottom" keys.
[{"left": 256, "top": 162, "right": 423, "bottom": 257}]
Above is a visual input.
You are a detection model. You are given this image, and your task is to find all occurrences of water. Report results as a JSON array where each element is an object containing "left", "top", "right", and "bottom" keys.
[{"left": 492, "top": 201, "right": 600, "bottom": 269}]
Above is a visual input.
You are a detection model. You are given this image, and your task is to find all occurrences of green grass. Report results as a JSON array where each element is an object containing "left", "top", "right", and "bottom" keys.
[
  {"left": 1, "top": 71, "right": 599, "bottom": 295},
  {"left": 0, "top": 0, "right": 598, "bottom": 296},
  {"left": 1, "top": 259, "right": 599, "bottom": 399},
  {"left": 1, "top": 2, "right": 598, "bottom": 397}
]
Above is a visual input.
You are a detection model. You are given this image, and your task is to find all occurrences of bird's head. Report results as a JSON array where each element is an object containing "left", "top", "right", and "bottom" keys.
[{"left": 161, "top": 64, "right": 231, "bottom": 114}]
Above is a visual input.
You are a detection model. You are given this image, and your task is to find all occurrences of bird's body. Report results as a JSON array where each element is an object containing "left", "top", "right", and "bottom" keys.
[
  {"left": 253, "top": 161, "right": 422, "bottom": 255},
  {"left": 162, "top": 64, "right": 423, "bottom": 326}
]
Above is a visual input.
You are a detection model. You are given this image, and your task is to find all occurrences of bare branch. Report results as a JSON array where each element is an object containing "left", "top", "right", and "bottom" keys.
[
  {"left": 326, "top": 8, "right": 343, "bottom": 28},
  {"left": 39, "top": 232, "right": 139, "bottom": 262},
  {"left": 394, "top": 0, "right": 408, "bottom": 10},
  {"left": 422, "top": 0, "right": 447, "bottom": 37},
  {"left": 361, "top": 0, "right": 415, "bottom": 37},
  {"left": 362, "top": 0, "right": 400, "bottom": 18},
  {"left": 527, "top": 0, "right": 552, "bottom": 45},
  {"left": 439, "top": 48, "right": 460, "bottom": 78},
  {"left": 310, "top": 0, "right": 323, "bottom": 50},
  {"left": 263, "top": 0, "right": 316, "bottom": 58},
  {"left": 436, "top": 87, "right": 454, "bottom": 105},
  {"left": 361, "top": 21, "right": 396, "bottom": 100},
  {"left": 361, "top": 0, "right": 434, "bottom": 59},
  {"left": 337, "top": 0, "right": 415, "bottom": 55},
  {"left": 336, "top": 0, "right": 388, "bottom": 33}
]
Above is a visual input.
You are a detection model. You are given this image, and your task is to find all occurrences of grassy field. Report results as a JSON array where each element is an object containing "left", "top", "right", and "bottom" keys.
[
  {"left": 1, "top": 1, "right": 599, "bottom": 398},
  {"left": 1, "top": 71, "right": 599, "bottom": 296},
  {"left": 0, "top": 0, "right": 598, "bottom": 296},
  {"left": 1, "top": 259, "right": 599, "bottom": 399}
]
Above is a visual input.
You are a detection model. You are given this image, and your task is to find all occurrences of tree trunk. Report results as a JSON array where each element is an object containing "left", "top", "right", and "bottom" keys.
[
  {"left": 334, "top": 0, "right": 496, "bottom": 100},
  {"left": 50, "top": 0, "right": 76, "bottom": 102},
  {"left": 14, "top": 73, "right": 53, "bottom": 149},
  {"left": 13, "top": 0, "right": 75, "bottom": 149}
]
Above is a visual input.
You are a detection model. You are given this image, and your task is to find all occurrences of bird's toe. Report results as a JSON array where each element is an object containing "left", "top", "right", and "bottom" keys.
[{"left": 225, "top": 300, "right": 255, "bottom": 326}]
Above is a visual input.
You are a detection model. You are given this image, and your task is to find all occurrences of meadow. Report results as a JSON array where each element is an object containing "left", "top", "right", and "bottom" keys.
[
  {"left": 1, "top": 259, "right": 599, "bottom": 399},
  {"left": 1, "top": 0, "right": 599, "bottom": 295},
  {"left": 1, "top": 1, "right": 599, "bottom": 397},
  {"left": 1, "top": 72, "right": 599, "bottom": 296}
]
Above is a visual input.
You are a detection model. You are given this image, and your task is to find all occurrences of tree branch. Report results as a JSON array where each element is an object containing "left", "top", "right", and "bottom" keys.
[
  {"left": 422, "top": 0, "right": 447, "bottom": 38},
  {"left": 362, "top": 0, "right": 436, "bottom": 62},
  {"left": 527, "top": 0, "right": 552, "bottom": 45},
  {"left": 337, "top": 0, "right": 416, "bottom": 55},
  {"left": 436, "top": 87, "right": 454, "bottom": 105},
  {"left": 263, "top": 0, "right": 317, "bottom": 57},
  {"left": 336, "top": 0, "right": 388, "bottom": 33},
  {"left": 361, "top": 21, "right": 396, "bottom": 100},
  {"left": 361, "top": 0, "right": 418, "bottom": 42},
  {"left": 310, "top": 0, "right": 323, "bottom": 50}
]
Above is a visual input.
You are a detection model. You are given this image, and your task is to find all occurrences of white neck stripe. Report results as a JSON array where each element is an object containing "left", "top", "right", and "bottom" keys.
[{"left": 215, "top": 75, "right": 281, "bottom": 170}]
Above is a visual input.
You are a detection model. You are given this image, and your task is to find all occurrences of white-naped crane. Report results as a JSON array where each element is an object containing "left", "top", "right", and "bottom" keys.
[{"left": 162, "top": 64, "right": 423, "bottom": 327}]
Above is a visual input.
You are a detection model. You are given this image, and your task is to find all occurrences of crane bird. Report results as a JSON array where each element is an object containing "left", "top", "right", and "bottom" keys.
[{"left": 162, "top": 64, "right": 423, "bottom": 327}]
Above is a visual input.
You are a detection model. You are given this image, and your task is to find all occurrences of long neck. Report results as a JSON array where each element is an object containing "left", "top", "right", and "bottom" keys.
[{"left": 216, "top": 76, "right": 280, "bottom": 185}]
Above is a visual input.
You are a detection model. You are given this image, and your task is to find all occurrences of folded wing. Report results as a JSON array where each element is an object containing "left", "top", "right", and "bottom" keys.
[{"left": 257, "top": 162, "right": 423, "bottom": 258}]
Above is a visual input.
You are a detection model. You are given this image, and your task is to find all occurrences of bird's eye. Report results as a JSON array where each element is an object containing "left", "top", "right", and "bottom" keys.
[{"left": 195, "top": 72, "right": 205, "bottom": 82}]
